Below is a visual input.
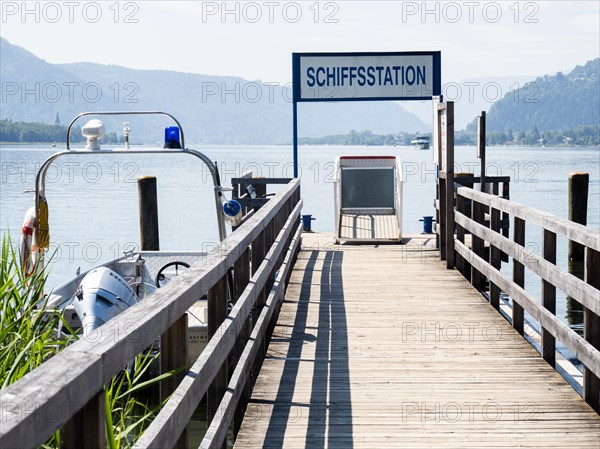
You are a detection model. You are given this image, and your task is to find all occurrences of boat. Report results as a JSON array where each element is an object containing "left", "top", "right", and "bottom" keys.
[
  {"left": 410, "top": 134, "right": 430, "bottom": 149},
  {"left": 20, "top": 111, "right": 243, "bottom": 363}
]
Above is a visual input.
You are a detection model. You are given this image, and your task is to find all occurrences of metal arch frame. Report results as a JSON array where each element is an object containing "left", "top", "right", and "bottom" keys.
[{"left": 34, "top": 111, "right": 228, "bottom": 259}]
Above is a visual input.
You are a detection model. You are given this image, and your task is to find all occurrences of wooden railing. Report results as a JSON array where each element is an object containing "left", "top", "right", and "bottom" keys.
[
  {"left": 0, "top": 179, "right": 302, "bottom": 449},
  {"left": 450, "top": 184, "right": 600, "bottom": 413}
]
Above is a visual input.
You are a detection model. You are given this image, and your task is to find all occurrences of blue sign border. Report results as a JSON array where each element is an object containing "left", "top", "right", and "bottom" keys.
[
  {"left": 292, "top": 51, "right": 441, "bottom": 102},
  {"left": 291, "top": 51, "right": 442, "bottom": 177}
]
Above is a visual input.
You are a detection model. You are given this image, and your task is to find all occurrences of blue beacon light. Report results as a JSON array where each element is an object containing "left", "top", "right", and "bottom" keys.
[{"left": 164, "top": 126, "right": 182, "bottom": 149}]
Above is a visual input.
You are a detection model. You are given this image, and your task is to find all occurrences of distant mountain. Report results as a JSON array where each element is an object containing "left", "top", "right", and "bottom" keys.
[
  {"left": 0, "top": 38, "right": 428, "bottom": 144},
  {"left": 484, "top": 59, "right": 600, "bottom": 133}
]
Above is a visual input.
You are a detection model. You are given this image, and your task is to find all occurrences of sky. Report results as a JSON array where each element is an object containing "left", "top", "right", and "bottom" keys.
[{"left": 1, "top": 1, "right": 599, "bottom": 126}]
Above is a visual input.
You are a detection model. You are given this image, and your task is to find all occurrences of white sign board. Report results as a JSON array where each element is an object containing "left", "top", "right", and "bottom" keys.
[{"left": 293, "top": 52, "right": 441, "bottom": 102}]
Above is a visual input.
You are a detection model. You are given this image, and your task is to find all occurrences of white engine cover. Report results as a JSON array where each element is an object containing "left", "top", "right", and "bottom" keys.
[{"left": 73, "top": 267, "right": 138, "bottom": 335}]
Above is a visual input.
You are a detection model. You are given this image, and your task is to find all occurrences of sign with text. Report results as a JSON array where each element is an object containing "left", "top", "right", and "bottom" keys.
[{"left": 293, "top": 51, "right": 441, "bottom": 102}]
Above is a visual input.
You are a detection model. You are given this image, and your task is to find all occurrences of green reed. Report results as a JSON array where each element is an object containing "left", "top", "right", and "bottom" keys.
[{"left": 1, "top": 235, "right": 179, "bottom": 448}]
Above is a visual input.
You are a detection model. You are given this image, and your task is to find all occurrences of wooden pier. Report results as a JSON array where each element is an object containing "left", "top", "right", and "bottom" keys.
[
  {"left": 233, "top": 233, "right": 600, "bottom": 448},
  {"left": 1, "top": 166, "right": 599, "bottom": 449}
]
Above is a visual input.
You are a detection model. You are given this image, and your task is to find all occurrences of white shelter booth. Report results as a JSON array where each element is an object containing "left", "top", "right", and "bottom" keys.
[{"left": 334, "top": 156, "right": 403, "bottom": 243}]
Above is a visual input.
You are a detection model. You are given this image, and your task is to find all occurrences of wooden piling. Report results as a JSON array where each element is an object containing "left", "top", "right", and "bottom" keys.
[
  {"left": 138, "top": 176, "right": 160, "bottom": 251},
  {"left": 477, "top": 111, "right": 486, "bottom": 193},
  {"left": 568, "top": 172, "right": 589, "bottom": 261}
]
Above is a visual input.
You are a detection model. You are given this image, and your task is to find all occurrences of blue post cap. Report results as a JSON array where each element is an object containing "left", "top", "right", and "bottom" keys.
[
  {"left": 164, "top": 126, "right": 182, "bottom": 149},
  {"left": 223, "top": 199, "right": 242, "bottom": 217}
]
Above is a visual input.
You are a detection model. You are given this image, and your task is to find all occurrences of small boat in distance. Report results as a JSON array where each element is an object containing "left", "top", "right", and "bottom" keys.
[{"left": 411, "top": 134, "right": 430, "bottom": 150}]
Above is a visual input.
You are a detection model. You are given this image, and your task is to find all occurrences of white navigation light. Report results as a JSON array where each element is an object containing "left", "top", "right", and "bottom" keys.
[{"left": 82, "top": 119, "right": 106, "bottom": 150}]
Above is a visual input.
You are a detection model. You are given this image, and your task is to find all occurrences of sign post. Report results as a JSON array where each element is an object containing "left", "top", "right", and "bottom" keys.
[{"left": 292, "top": 51, "right": 442, "bottom": 177}]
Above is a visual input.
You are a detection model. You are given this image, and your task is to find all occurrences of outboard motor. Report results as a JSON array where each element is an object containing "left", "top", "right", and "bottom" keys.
[{"left": 73, "top": 267, "right": 138, "bottom": 335}]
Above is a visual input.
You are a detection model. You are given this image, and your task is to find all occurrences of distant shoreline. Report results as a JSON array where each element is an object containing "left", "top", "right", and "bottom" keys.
[{"left": 1, "top": 141, "right": 596, "bottom": 148}]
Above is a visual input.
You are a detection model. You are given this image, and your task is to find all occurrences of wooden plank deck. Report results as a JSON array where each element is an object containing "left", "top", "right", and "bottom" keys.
[
  {"left": 233, "top": 233, "right": 600, "bottom": 449},
  {"left": 339, "top": 214, "right": 400, "bottom": 241}
]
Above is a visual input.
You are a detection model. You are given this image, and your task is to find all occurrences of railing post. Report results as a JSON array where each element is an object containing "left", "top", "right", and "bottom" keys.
[
  {"left": 455, "top": 174, "right": 473, "bottom": 280},
  {"left": 471, "top": 200, "right": 486, "bottom": 292},
  {"left": 233, "top": 247, "right": 251, "bottom": 437},
  {"left": 160, "top": 314, "right": 188, "bottom": 449},
  {"left": 250, "top": 227, "right": 266, "bottom": 387},
  {"left": 439, "top": 178, "right": 447, "bottom": 261},
  {"left": 455, "top": 190, "right": 466, "bottom": 278},
  {"left": 542, "top": 229, "right": 557, "bottom": 367},
  {"left": 512, "top": 217, "right": 525, "bottom": 336},
  {"left": 568, "top": 172, "right": 589, "bottom": 261},
  {"left": 208, "top": 276, "right": 229, "bottom": 449},
  {"left": 444, "top": 102, "right": 455, "bottom": 269},
  {"left": 61, "top": 391, "right": 106, "bottom": 449},
  {"left": 490, "top": 205, "right": 501, "bottom": 310},
  {"left": 584, "top": 247, "right": 600, "bottom": 413}
]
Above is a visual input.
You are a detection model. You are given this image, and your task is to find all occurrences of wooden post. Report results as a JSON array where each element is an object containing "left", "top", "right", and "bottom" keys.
[
  {"left": 435, "top": 180, "right": 441, "bottom": 250},
  {"left": 250, "top": 228, "right": 266, "bottom": 389},
  {"left": 253, "top": 180, "right": 267, "bottom": 211},
  {"left": 568, "top": 172, "right": 589, "bottom": 261},
  {"left": 138, "top": 176, "right": 159, "bottom": 251},
  {"left": 584, "top": 248, "right": 600, "bottom": 413},
  {"left": 455, "top": 173, "right": 474, "bottom": 279},
  {"left": 477, "top": 111, "right": 486, "bottom": 193},
  {"left": 160, "top": 315, "right": 188, "bottom": 449},
  {"left": 542, "top": 230, "right": 557, "bottom": 367},
  {"left": 439, "top": 180, "right": 447, "bottom": 260},
  {"left": 512, "top": 217, "right": 525, "bottom": 335},
  {"left": 61, "top": 391, "right": 106, "bottom": 449},
  {"left": 437, "top": 103, "right": 445, "bottom": 256},
  {"left": 471, "top": 200, "right": 486, "bottom": 292},
  {"left": 456, "top": 193, "right": 466, "bottom": 278},
  {"left": 444, "top": 102, "right": 455, "bottom": 269},
  {"left": 490, "top": 206, "right": 501, "bottom": 310},
  {"left": 208, "top": 276, "right": 229, "bottom": 449},
  {"left": 234, "top": 248, "right": 252, "bottom": 437}
]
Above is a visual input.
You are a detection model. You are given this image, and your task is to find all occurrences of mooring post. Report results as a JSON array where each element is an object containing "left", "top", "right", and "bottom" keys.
[
  {"left": 568, "top": 172, "right": 589, "bottom": 261},
  {"left": 138, "top": 176, "right": 160, "bottom": 251},
  {"left": 477, "top": 111, "right": 486, "bottom": 193}
]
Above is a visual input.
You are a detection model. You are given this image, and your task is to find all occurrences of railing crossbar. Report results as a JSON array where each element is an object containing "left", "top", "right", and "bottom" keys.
[
  {"left": 455, "top": 240, "right": 600, "bottom": 378},
  {"left": 454, "top": 210, "right": 600, "bottom": 315},
  {"left": 134, "top": 200, "right": 302, "bottom": 448},
  {"left": 457, "top": 186, "right": 600, "bottom": 251},
  {"left": 200, "top": 224, "right": 303, "bottom": 449}
]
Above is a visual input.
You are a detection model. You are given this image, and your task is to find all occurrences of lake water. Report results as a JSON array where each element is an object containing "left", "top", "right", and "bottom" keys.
[{"left": 1, "top": 143, "right": 599, "bottom": 333}]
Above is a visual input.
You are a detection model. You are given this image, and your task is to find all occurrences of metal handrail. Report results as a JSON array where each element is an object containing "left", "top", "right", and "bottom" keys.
[{"left": 33, "top": 112, "right": 227, "bottom": 250}]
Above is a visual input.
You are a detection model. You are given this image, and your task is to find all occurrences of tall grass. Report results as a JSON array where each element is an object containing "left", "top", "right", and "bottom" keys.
[
  {"left": 0, "top": 235, "right": 71, "bottom": 387},
  {"left": 1, "top": 235, "right": 178, "bottom": 448}
]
